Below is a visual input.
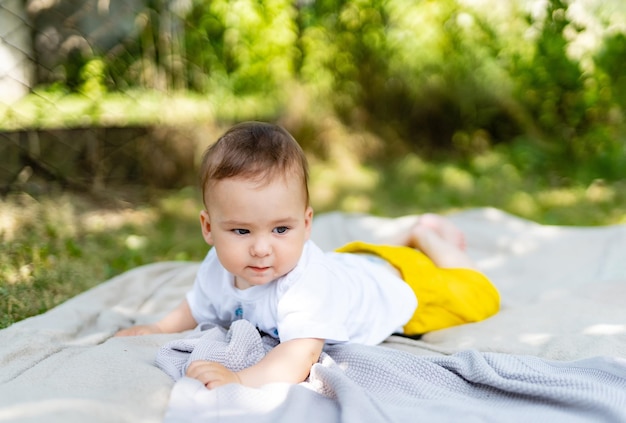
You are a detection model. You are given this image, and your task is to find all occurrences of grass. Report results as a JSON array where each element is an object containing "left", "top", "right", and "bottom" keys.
[
  {"left": 1, "top": 147, "right": 625, "bottom": 329},
  {"left": 310, "top": 146, "right": 626, "bottom": 225},
  {"left": 0, "top": 89, "right": 281, "bottom": 131},
  {"left": 0, "top": 188, "right": 208, "bottom": 329}
]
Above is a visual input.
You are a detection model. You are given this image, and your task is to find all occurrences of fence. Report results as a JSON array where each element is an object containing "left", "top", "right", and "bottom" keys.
[
  {"left": 0, "top": 0, "right": 196, "bottom": 194},
  {"left": 0, "top": 0, "right": 32, "bottom": 103},
  {"left": 0, "top": 125, "right": 199, "bottom": 195}
]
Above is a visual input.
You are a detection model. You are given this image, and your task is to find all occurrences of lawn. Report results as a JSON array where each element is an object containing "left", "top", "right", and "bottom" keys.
[
  {"left": 1, "top": 148, "right": 625, "bottom": 329},
  {"left": 2, "top": 0, "right": 626, "bottom": 331}
]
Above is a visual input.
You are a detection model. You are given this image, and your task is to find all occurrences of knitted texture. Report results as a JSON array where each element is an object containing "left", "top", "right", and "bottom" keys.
[
  {"left": 155, "top": 321, "right": 278, "bottom": 380},
  {"left": 157, "top": 320, "right": 626, "bottom": 423}
]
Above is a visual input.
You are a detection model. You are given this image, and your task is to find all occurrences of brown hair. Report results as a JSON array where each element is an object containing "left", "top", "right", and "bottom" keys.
[{"left": 199, "top": 121, "right": 310, "bottom": 207}]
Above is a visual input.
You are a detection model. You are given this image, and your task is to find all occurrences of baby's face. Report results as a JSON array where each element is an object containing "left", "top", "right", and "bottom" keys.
[{"left": 201, "top": 175, "right": 312, "bottom": 289}]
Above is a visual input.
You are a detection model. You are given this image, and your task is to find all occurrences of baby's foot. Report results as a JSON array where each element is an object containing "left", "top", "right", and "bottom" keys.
[{"left": 417, "top": 213, "right": 466, "bottom": 250}]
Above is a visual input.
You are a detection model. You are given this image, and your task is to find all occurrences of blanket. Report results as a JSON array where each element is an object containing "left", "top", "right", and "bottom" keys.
[
  {"left": 155, "top": 320, "right": 626, "bottom": 423},
  {"left": 1, "top": 208, "right": 625, "bottom": 422}
]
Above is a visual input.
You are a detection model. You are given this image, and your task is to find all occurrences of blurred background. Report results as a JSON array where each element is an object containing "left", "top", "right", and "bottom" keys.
[{"left": 1, "top": 0, "right": 625, "bottom": 327}]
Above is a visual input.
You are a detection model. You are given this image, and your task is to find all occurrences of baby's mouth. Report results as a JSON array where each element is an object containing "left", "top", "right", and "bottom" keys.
[{"left": 249, "top": 266, "right": 270, "bottom": 272}]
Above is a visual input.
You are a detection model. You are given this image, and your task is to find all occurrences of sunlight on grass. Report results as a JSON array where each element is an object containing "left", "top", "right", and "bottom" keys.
[
  {"left": 0, "top": 90, "right": 283, "bottom": 130},
  {"left": 82, "top": 208, "right": 157, "bottom": 232},
  {"left": 471, "top": 150, "right": 504, "bottom": 172},
  {"left": 507, "top": 191, "right": 540, "bottom": 217},
  {"left": 395, "top": 154, "right": 427, "bottom": 179},
  {"left": 585, "top": 180, "right": 615, "bottom": 203},
  {"left": 158, "top": 187, "right": 204, "bottom": 219},
  {"left": 537, "top": 188, "right": 580, "bottom": 208},
  {"left": 1, "top": 143, "right": 625, "bottom": 329},
  {"left": 307, "top": 147, "right": 626, "bottom": 226},
  {"left": 441, "top": 166, "right": 474, "bottom": 194},
  {"left": 310, "top": 148, "right": 379, "bottom": 213},
  {"left": 0, "top": 190, "right": 208, "bottom": 328},
  {"left": 125, "top": 234, "right": 148, "bottom": 250}
]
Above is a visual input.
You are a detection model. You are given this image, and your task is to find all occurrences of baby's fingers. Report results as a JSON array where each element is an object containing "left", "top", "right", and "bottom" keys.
[
  {"left": 186, "top": 361, "right": 238, "bottom": 389},
  {"left": 115, "top": 324, "right": 159, "bottom": 337}
]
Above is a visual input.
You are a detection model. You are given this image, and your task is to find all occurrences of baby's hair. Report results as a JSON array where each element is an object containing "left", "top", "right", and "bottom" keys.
[{"left": 199, "top": 121, "right": 310, "bottom": 207}]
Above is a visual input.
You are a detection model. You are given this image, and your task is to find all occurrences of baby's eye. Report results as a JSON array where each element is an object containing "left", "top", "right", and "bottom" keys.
[
  {"left": 233, "top": 229, "right": 250, "bottom": 235},
  {"left": 273, "top": 226, "right": 289, "bottom": 234}
]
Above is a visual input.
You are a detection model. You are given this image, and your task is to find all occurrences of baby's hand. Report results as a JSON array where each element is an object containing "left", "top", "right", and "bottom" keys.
[
  {"left": 186, "top": 361, "right": 241, "bottom": 389},
  {"left": 115, "top": 324, "right": 163, "bottom": 337}
]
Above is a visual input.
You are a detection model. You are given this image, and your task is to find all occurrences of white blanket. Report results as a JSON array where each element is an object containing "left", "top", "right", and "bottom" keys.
[{"left": 1, "top": 208, "right": 625, "bottom": 422}]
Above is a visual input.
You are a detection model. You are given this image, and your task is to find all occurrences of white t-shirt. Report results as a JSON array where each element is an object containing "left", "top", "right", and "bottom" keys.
[{"left": 186, "top": 240, "right": 417, "bottom": 345}]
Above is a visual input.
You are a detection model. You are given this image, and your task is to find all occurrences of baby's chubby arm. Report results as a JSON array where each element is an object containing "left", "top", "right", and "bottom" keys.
[
  {"left": 115, "top": 299, "right": 198, "bottom": 336},
  {"left": 186, "top": 337, "right": 324, "bottom": 389}
]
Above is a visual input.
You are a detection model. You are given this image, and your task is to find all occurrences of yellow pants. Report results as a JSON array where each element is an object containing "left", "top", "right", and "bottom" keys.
[{"left": 335, "top": 241, "right": 500, "bottom": 335}]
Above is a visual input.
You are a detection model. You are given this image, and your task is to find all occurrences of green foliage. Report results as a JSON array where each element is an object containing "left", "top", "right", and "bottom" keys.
[
  {"left": 3, "top": 0, "right": 626, "bottom": 182},
  {"left": 183, "top": 0, "right": 298, "bottom": 97},
  {"left": 596, "top": 32, "right": 626, "bottom": 110},
  {"left": 5, "top": 0, "right": 626, "bottom": 330},
  {"left": 502, "top": 0, "right": 625, "bottom": 181},
  {"left": 79, "top": 59, "right": 108, "bottom": 99},
  {"left": 511, "top": 2, "right": 590, "bottom": 155}
]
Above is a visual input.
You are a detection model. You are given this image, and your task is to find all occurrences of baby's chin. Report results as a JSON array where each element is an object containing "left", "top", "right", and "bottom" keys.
[{"left": 234, "top": 273, "right": 279, "bottom": 289}]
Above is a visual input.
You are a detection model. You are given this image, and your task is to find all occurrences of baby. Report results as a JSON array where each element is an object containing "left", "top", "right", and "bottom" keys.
[{"left": 116, "top": 121, "right": 499, "bottom": 389}]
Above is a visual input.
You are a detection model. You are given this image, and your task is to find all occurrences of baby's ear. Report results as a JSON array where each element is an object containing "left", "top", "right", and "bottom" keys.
[
  {"left": 199, "top": 210, "right": 214, "bottom": 245},
  {"left": 304, "top": 206, "right": 314, "bottom": 239}
]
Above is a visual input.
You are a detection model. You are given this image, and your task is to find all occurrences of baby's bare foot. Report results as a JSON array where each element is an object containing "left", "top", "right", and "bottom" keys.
[{"left": 417, "top": 213, "right": 466, "bottom": 250}]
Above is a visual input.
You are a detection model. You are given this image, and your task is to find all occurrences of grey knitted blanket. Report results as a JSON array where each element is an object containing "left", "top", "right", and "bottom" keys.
[{"left": 156, "top": 320, "right": 626, "bottom": 423}]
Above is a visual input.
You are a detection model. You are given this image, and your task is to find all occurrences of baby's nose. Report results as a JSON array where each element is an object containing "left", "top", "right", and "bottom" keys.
[{"left": 250, "top": 237, "right": 272, "bottom": 257}]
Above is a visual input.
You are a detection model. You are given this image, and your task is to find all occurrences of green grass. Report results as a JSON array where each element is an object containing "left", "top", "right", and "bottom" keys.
[
  {"left": 1, "top": 149, "right": 625, "bottom": 329},
  {"left": 309, "top": 148, "right": 626, "bottom": 225},
  {"left": 0, "top": 89, "right": 281, "bottom": 131},
  {"left": 0, "top": 188, "right": 208, "bottom": 329}
]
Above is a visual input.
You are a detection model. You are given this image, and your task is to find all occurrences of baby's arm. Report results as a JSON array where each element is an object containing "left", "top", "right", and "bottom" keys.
[
  {"left": 186, "top": 337, "right": 324, "bottom": 389},
  {"left": 115, "top": 299, "right": 197, "bottom": 337}
]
